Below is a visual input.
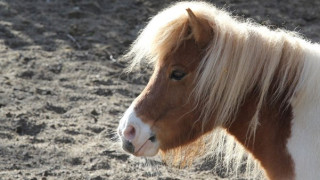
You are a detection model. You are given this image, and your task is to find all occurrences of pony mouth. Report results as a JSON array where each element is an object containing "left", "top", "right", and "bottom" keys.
[
  {"left": 134, "top": 135, "right": 158, "bottom": 156},
  {"left": 148, "top": 135, "right": 156, "bottom": 142}
]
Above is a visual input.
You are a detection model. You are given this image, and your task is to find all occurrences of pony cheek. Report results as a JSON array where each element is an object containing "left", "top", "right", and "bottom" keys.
[
  {"left": 154, "top": 124, "right": 184, "bottom": 151},
  {"left": 152, "top": 125, "right": 173, "bottom": 150}
]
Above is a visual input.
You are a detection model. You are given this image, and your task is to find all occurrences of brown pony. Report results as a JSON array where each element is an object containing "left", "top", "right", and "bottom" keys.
[{"left": 117, "top": 2, "right": 320, "bottom": 180}]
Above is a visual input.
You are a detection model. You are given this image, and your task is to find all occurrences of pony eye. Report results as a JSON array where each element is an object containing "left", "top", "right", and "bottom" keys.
[{"left": 170, "top": 70, "right": 186, "bottom": 80}]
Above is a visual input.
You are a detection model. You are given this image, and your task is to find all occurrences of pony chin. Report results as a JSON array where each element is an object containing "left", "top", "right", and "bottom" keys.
[{"left": 135, "top": 140, "right": 159, "bottom": 157}]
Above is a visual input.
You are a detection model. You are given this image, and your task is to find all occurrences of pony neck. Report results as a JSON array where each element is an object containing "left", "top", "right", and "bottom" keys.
[{"left": 225, "top": 91, "right": 294, "bottom": 180}]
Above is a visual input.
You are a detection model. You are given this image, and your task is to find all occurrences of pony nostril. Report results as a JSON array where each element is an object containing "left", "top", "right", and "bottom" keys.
[{"left": 123, "top": 125, "right": 136, "bottom": 141}]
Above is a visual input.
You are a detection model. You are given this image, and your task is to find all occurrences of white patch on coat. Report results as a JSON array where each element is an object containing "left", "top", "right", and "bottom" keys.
[
  {"left": 288, "top": 42, "right": 320, "bottom": 180},
  {"left": 118, "top": 103, "right": 159, "bottom": 156}
]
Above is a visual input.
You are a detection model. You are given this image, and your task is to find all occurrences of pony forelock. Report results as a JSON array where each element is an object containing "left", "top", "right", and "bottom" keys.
[{"left": 123, "top": 1, "right": 219, "bottom": 72}]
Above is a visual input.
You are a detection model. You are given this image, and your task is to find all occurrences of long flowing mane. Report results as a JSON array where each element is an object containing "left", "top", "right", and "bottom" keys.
[{"left": 123, "top": 1, "right": 306, "bottom": 178}]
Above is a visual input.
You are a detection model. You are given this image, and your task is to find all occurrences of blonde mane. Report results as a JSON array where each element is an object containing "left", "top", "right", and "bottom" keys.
[{"left": 124, "top": 1, "right": 305, "bottom": 178}]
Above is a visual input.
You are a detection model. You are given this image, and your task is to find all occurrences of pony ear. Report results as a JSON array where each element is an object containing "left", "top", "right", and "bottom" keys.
[{"left": 186, "top": 8, "right": 212, "bottom": 48}]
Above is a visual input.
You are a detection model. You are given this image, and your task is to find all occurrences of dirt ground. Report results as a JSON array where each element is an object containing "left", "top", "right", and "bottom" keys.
[{"left": 0, "top": 0, "right": 319, "bottom": 179}]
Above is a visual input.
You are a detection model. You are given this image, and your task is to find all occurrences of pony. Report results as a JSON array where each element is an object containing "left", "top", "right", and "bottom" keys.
[{"left": 117, "top": 1, "right": 320, "bottom": 179}]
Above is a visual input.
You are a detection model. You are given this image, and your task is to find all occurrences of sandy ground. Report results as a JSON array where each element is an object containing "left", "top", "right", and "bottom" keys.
[{"left": 0, "top": 0, "right": 319, "bottom": 179}]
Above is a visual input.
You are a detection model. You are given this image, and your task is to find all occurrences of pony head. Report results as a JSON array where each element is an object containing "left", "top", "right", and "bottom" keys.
[{"left": 118, "top": 2, "right": 215, "bottom": 157}]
